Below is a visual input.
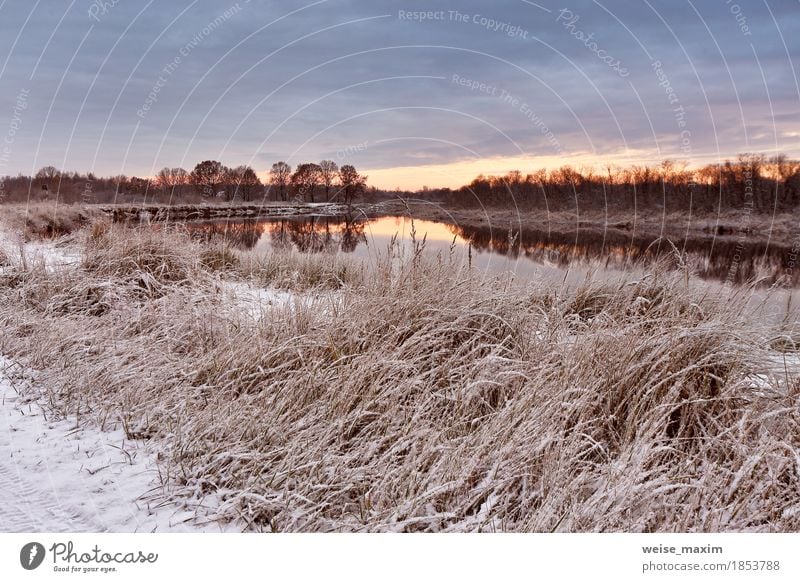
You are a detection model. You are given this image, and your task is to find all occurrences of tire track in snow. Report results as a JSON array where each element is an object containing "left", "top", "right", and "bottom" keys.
[
  {"left": 0, "top": 455, "right": 95, "bottom": 532},
  {"left": 1, "top": 357, "right": 235, "bottom": 532}
]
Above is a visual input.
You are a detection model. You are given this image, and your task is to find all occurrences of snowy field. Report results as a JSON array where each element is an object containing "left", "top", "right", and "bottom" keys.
[
  {"left": 0, "top": 357, "right": 237, "bottom": 532},
  {"left": 0, "top": 221, "right": 798, "bottom": 532}
]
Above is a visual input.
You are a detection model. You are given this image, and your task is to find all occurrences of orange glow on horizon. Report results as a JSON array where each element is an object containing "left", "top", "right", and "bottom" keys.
[{"left": 360, "top": 149, "right": 796, "bottom": 191}]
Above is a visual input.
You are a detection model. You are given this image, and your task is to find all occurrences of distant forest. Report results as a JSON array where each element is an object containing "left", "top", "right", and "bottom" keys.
[
  {"left": 424, "top": 154, "right": 800, "bottom": 213},
  {"left": 1, "top": 153, "right": 798, "bottom": 213},
  {"left": 0, "top": 159, "right": 370, "bottom": 206}
]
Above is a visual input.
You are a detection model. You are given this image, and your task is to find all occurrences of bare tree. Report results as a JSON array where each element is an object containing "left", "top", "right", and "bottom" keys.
[
  {"left": 228, "top": 165, "right": 262, "bottom": 202},
  {"left": 269, "top": 161, "right": 292, "bottom": 201},
  {"left": 35, "top": 166, "right": 61, "bottom": 195},
  {"left": 318, "top": 160, "right": 339, "bottom": 201},
  {"left": 291, "top": 163, "right": 322, "bottom": 202},
  {"left": 35, "top": 166, "right": 61, "bottom": 180},
  {"left": 222, "top": 165, "right": 237, "bottom": 201},
  {"left": 772, "top": 154, "right": 800, "bottom": 206},
  {"left": 190, "top": 160, "right": 226, "bottom": 197},
  {"left": 338, "top": 164, "right": 366, "bottom": 206},
  {"left": 156, "top": 167, "right": 188, "bottom": 195},
  {"left": 127, "top": 176, "right": 152, "bottom": 196}
]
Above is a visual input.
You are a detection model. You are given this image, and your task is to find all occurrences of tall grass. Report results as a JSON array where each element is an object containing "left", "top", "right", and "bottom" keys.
[
  {"left": 0, "top": 202, "right": 104, "bottom": 239},
  {"left": 0, "top": 224, "right": 797, "bottom": 531},
  {"left": 239, "top": 248, "right": 366, "bottom": 291}
]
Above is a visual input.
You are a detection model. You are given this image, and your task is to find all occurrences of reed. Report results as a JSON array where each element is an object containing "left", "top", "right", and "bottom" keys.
[{"left": 0, "top": 224, "right": 797, "bottom": 532}]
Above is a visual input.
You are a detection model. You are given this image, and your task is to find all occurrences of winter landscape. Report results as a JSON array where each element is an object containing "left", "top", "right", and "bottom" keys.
[{"left": 1, "top": 1, "right": 799, "bottom": 535}]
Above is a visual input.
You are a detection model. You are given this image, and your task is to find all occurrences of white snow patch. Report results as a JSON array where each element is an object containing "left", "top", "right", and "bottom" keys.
[
  {"left": 23, "top": 239, "right": 80, "bottom": 269},
  {"left": 765, "top": 351, "right": 800, "bottom": 376},
  {"left": 0, "top": 231, "right": 80, "bottom": 271},
  {"left": 0, "top": 356, "right": 236, "bottom": 532},
  {"left": 217, "top": 280, "right": 294, "bottom": 320}
]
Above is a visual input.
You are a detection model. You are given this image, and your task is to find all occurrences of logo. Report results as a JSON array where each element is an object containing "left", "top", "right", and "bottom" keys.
[{"left": 20, "top": 542, "right": 46, "bottom": 570}]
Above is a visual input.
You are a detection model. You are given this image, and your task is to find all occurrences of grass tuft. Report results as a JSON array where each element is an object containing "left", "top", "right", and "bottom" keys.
[{"left": 0, "top": 223, "right": 797, "bottom": 532}]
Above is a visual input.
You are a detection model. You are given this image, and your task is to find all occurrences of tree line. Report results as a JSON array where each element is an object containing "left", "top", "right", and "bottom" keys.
[
  {"left": 0, "top": 160, "right": 367, "bottom": 205},
  {"left": 4, "top": 153, "right": 799, "bottom": 213},
  {"left": 426, "top": 154, "right": 800, "bottom": 213}
]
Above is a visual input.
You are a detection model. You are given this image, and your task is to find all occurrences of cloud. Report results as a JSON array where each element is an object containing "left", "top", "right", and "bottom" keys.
[{"left": 0, "top": 0, "right": 797, "bottom": 187}]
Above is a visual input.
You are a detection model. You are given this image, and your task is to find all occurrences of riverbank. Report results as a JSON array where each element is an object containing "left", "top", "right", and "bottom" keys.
[
  {"left": 0, "top": 201, "right": 354, "bottom": 238},
  {"left": 98, "top": 202, "right": 350, "bottom": 223},
  {"left": 1, "top": 220, "right": 799, "bottom": 532},
  {"left": 6, "top": 200, "right": 797, "bottom": 248},
  {"left": 400, "top": 202, "right": 800, "bottom": 247}
]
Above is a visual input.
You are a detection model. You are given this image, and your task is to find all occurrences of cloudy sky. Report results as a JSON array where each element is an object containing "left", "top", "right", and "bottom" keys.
[{"left": 0, "top": 0, "right": 798, "bottom": 189}]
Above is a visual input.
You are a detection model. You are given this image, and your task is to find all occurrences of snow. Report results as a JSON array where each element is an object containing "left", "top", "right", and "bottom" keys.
[
  {"left": 216, "top": 279, "right": 346, "bottom": 322},
  {"left": 0, "top": 356, "right": 236, "bottom": 532},
  {"left": 218, "top": 280, "right": 294, "bottom": 320},
  {"left": 0, "top": 231, "right": 79, "bottom": 271},
  {"left": 0, "top": 230, "right": 296, "bottom": 532},
  {"left": 23, "top": 240, "right": 80, "bottom": 269},
  {"left": 763, "top": 351, "right": 800, "bottom": 375}
]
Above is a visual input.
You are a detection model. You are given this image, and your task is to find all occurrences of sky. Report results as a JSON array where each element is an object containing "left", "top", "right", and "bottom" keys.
[{"left": 0, "top": 0, "right": 798, "bottom": 190}]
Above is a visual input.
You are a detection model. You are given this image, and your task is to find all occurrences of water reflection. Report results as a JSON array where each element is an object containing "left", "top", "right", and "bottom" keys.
[
  {"left": 186, "top": 216, "right": 367, "bottom": 254},
  {"left": 179, "top": 215, "right": 800, "bottom": 288},
  {"left": 454, "top": 223, "right": 800, "bottom": 288}
]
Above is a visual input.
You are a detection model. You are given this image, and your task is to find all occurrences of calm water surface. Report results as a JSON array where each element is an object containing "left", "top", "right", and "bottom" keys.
[
  {"left": 182, "top": 215, "right": 799, "bottom": 283},
  {"left": 180, "top": 214, "right": 799, "bottom": 323}
]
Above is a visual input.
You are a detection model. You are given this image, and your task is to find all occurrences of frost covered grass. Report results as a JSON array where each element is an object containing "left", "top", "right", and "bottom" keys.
[
  {"left": 238, "top": 246, "right": 367, "bottom": 291},
  {"left": 1, "top": 202, "right": 103, "bottom": 239},
  {"left": 0, "top": 223, "right": 798, "bottom": 532}
]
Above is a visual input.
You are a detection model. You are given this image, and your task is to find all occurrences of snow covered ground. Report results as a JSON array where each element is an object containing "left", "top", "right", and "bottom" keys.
[
  {"left": 218, "top": 280, "right": 294, "bottom": 320},
  {"left": 0, "top": 230, "right": 80, "bottom": 271},
  {"left": 765, "top": 351, "right": 800, "bottom": 378},
  {"left": 0, "top": 232, "right": 276, "bottom": 532},
  {"left": 0, "top": 357, "right": 236, "bottom": 532}
]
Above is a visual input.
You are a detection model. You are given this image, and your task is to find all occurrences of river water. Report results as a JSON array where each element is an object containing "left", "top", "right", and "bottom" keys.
[{"left": 180, "top": 214, "right": 799, "bottom": 324}]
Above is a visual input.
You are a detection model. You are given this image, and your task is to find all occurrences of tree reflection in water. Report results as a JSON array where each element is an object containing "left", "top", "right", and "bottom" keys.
[
  {"left": 451, "top": 223, "right": 800, "bottom": 288},
  {"left": 179, "top": 216, "right": 799, "bottom": 288},
  {"left": 183, "top": 215, "right": 367, "bottom": 254}
]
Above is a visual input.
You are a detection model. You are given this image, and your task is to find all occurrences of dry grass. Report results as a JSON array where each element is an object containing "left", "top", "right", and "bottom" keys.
[
  {"left": 0, "top": 223, "right": 798, "bottom": 532},
  {"left": 200, "top": 243, "right": 240, "bottom": 272},
  {"left": 80, "top": 224, "right": 206, "bottom": 298},
  {"left": 0, "top": 202, "right": 104, "bottom": 239},
  {"left": 238, "top": 248, "right": 366, "bottom": 291}
]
